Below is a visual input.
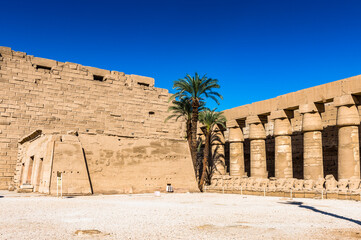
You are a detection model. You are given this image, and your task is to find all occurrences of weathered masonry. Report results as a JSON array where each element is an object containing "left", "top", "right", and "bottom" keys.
[
  {"left": 205, "top": 75, "right": 361, "bottom": 199},
  {"left": 0, "top": 46, "right": 197, "bottom": 193}
]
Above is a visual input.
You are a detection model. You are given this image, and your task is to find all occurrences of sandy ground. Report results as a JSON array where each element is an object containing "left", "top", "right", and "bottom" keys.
[{"left": 0, "top": 191, "right": 360, "bottom": 240}]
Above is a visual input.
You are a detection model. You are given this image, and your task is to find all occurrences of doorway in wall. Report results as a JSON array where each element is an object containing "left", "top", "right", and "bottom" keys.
[{"left": 26, "top": 156, "right": 34, "bottom": 184}]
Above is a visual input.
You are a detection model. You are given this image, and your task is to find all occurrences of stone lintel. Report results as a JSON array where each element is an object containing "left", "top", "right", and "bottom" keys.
[
  {"left": 85, "top": 66, "right": 111, "bottom": 77},
  {"left": 19, "top": 130, "right": 42, "bottom": 144},
  {"left": 32, "top": 57, "right": 58, "bottom": 68},
  {"left": 130, "top": 74, "right": 155, "bottom": 87}
]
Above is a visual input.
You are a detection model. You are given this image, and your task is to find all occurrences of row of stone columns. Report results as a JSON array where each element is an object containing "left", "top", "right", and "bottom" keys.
[{"left": 226, "top": 95, "right": 360, "bottom": 181}]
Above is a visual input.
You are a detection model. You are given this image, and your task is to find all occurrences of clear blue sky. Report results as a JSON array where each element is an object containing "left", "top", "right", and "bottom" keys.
[{"left": 1, "top": 0, "right": 361, "bottom": 110}]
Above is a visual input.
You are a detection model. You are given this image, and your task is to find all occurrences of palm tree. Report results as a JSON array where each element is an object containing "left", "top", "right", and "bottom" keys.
[
  {"left": 198, "top": 109, "right": 226, "bottom": 191},
  {"left": 165, "top": 97, "right": 193, "bottom": 158},
  {"left": 172, "top": 73, "right": 222, "bottom": 170},
  {"left": 165, "top": 97, "right": 205, "bottom": 173}
]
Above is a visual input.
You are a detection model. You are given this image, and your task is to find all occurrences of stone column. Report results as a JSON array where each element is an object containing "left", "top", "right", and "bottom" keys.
[
  {"left": 212, "top": 128, "right": 226, "bottom": 175},
  {"left": 247, "top": 115, "right": 268, "bottom": 178},
  {"left": 270, "top": 110, "right": 293, "bottom": 179},
  {"left": 228, "top": 126, "right": 245, "bottom": 176},
  {"left": 300, "top": 103, "right": 324, "bottom": 180},
  {"left": 334, "top": 95, "right": 360, "bottom": 180}
]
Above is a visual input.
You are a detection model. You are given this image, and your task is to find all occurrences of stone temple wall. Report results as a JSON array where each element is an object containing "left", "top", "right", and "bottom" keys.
[
  {"left": 15, "top": 131, "right": 197, "bottom": 195},
  {"left": 0, "top": 46, "right": 187, "bottom": 189}
]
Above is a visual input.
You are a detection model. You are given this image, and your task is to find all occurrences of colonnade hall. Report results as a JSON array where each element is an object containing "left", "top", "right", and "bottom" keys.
[{"left": 204, "top": 75, "right": 361, "bottom": 184}]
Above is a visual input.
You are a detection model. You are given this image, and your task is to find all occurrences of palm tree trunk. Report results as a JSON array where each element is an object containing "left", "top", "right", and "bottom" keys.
[
  {"left": 186, "top": 119, "right": 194, "bottom": 170},
  {"left": 191, "top": 100, "right": 199, "bottom": 176},
  {"left": 199, "top": 131, "right": 210, "bottom": 192}
]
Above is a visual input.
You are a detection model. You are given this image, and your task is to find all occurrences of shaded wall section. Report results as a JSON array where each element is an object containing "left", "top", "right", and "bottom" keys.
[
  {"left": 291, "top": 132, "right": 303, "bottom": 179},
  {"left": 266, "top": 137, "right": 275, "bottom": 178}
]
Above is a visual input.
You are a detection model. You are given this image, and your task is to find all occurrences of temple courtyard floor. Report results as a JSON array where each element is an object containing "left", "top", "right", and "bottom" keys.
[{"left": 0, "top": 191, "right": 360, "bottom": 240}]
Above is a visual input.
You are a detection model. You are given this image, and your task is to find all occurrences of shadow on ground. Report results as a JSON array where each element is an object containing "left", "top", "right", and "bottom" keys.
[{"left": 280, "top": 201, "right": 361, "bottom": 226}]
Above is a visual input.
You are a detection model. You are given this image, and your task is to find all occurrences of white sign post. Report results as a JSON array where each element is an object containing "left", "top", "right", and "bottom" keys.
[{"left": 57, "top": 171, "right": 62, "bottom": 198}]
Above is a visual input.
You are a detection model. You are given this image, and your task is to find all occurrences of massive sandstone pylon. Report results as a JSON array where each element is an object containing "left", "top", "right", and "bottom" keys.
[{"left": 0, "top": 46, "right": 198, "bottom": 193}]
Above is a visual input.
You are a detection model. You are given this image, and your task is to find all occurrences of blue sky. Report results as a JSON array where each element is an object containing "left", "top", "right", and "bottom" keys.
[{"left": 1, "top": 0, "right": 361, "bottom": 110}]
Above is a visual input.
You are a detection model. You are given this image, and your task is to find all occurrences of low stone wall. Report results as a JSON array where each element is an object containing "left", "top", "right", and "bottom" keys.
[
  {"left": 205, "top": 175, "right": 361, "bottom": 201},
  {"left": 15, "top": 131, "right": 198, "bottom": 195}
]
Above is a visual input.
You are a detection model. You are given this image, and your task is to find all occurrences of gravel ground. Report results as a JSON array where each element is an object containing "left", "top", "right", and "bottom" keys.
[{"left": 0, "top": 191, "right": 360, "bottom": 240}]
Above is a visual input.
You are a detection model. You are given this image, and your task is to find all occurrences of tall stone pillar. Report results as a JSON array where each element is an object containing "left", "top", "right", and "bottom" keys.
[
  {"left": 334, "top": 95, "right": 360, "bottom": 180},
  {"left": 247, "top": 115, "right": 267, "bottom": 178},
  {"left": 228, "top": 126, "right": 245, "bottom": 176},
  {"left": 270, "top": 110, "right": 293, "bottom": 179},
  {"left": 212, "top": 127, "right": 226, "bottom": 175},
  {"left": 300, "top": 103, "right": 324, "bottom": 180}
]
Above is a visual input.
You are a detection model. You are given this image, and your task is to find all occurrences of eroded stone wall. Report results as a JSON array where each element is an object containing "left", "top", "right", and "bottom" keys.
[
  {"left": 79, "top": 134, "right": 197, "bottom": 194},
  {"left": 15, "top": 132, "right": 197, "bottom": 194},
  {"left": 0, "top": 46, "right": 186, "bottom": 189}
]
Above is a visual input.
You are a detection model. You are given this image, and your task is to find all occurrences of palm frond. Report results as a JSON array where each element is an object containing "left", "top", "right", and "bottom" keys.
[
  {"left": 171, "top": 73, "right": 223, "bottom": 106},
  {"left": 165, "top": 97, "right": 193, "bottom": 123},
  {"left": 198, "top": 109, "right": 227, "bottom": 133}
]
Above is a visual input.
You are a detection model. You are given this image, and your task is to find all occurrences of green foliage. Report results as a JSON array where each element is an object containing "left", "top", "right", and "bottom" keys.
[
  {"left": 166, "top": 73, "right": 224, "bottom": 184},
  {"left": 165, "top": 97, "right": 192, "bottom": 123},
  {"left": 171, "top": 73, "right": 223, "bottom": 105},
  {"left": 199, "top": 109, "right": 226, "bottom": 133},
  {"left": 165, "top": 97, "right": 206, "bottom": 123}
]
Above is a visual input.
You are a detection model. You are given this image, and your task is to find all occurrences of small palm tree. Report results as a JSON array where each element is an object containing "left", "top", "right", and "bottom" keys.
[
  {"left": 166, "top": 97, "right": 205, "bottom": 173},
  {"left": 172, "top": 73, "right": 222, "bottom": 169},
  {"left": 165, "top": 97, "right": 193, "bottom": 155},
  {"left": 198, "top": 109, "right": 226, "bottom": 191}
]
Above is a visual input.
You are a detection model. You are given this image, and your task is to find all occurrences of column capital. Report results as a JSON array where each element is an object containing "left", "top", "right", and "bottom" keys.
[
  {"left": 302, "top": 112, "right": 323, "bottom": 132},
  {"left": 212, "top": 126, "right": 225, "bottom": 145},
  {"left": 336, "top": 105, "right": 360, "bottom": 126},
  {"left": 270, "top": 110, "right": 288, "bottom": 120},
  {"left": 334, "top": 94, "right": 357, "bottom": 107},
  {"left": 249, "top": 121, "right": 266, "bottom": 140},
  {"left": 274, "top": 118, "right": 292, "bottom": 136},
  {"left": 226, "top": 119, "right": 238, "bottom": 128},
  {"left": 299, "top": 103, "right": 318, "bottom": 114},
  {"left": 228, "top": 127, "right": 244, "bottom": 142},
  {"left": 246, "top": 115, "right": 262, "bottom": 125}
]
